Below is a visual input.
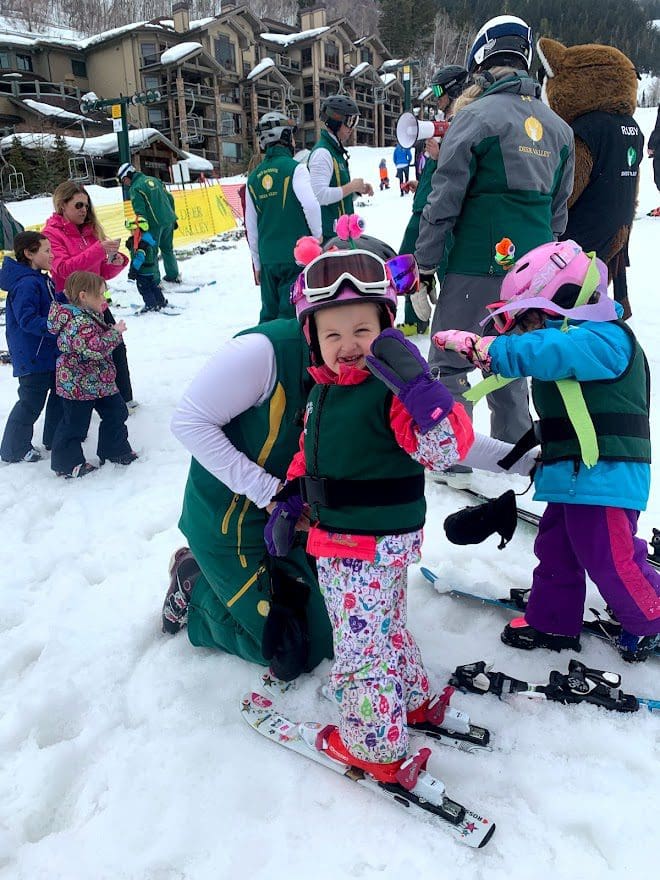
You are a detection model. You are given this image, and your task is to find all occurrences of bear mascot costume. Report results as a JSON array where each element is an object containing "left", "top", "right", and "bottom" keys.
[{"left": 537, "top": 38, "right": 643, "bottom": 319}]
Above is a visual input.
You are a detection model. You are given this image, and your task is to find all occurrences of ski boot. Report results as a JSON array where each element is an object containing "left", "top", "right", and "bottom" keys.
[
  {"left": 501, "top": 617, "right": 581, "bottom": 653},
  {"left": 615, "top": 630, "right": 660, "bottom": 663},
  {"left": 161, "top": 547, "right": 201, "bottom": 634}
]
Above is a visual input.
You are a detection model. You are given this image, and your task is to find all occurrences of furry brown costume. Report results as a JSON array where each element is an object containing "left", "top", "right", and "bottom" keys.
[{"left": 537, "top": 38, "right": 642, "bottom": 318}]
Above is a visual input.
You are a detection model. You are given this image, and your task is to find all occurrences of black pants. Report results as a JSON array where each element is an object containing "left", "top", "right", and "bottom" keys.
[
  {"left": 396, "top": 167, "right": 410, "bottom": 187},
  {"left": 136, "top": 274, "right": 166, "bottom": 309},
  {"left": 654, "top": 157, "right": 660, "bottom": 193},
  {"left": 104, "top": 307, "right": 133, "bottom": 403},
  {"left": 1, "top": 371, "right": 61, "bottom": 462},
  {"left": 50, "top": 393, "right": 131, "bottom": 474}
]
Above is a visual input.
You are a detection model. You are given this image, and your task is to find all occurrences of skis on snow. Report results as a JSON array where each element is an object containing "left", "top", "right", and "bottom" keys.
[
  {"left": 241, "top": 691, "right": 496, "bottom": 848},
  {"left": 419, "top": 566, "right": 660, "bottom": 661},
  {"left": 449, "top": 659, "right": 660, "bottom": 714}
]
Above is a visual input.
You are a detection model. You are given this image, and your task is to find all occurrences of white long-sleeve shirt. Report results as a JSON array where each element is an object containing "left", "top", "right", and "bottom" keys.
[
  {"left": 307, "top": 132, "right": 345, "bottom": 206},
  {"left": 170, "top": 333, "right": 282, "bottom": 509},
  {"left": 244, "top": 163, "right": 322, "bottom": 270}
]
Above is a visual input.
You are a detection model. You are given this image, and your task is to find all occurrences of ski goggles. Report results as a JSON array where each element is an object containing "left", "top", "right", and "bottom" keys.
[
  {"left": 291, "top": 250, "right": 418, "bottom": 305},
  {"left": 431, "top": 84, "right": 446, "bottom": 98},
  {"left": 125, "top": 217, "right": 149, "bottom": 231},
  {"left": 344, "top": 113, "right": 359, "bottom": 130}
]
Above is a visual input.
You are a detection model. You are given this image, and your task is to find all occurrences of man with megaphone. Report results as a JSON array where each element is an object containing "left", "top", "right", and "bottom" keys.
[
  {"left": 397, "top": 65, "right": 469, "bottom": 336},
  {"left": 413, "top": 15, "right": 575, "bottom": 453}
]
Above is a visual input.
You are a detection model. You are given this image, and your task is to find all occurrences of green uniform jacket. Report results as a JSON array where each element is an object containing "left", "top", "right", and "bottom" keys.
[
  {"left": 309, "top": 130, "right": 354, "bottom": 242},
  {"left": 303, "top": 377, "right": 425, "bottom": 535},
  {"left": 415, "top": 73, "right": 575, "bottom": 278},
  {"left": 128, "top": 171, "right": 177, "bottom": 232},
  {"left": 178, "top": 319, "right": 332, "bottom": 666},
  {"left": 399, "top": 157, "right": 437, "bottom": 256},
  {"left": 247, "top": 145, "right": 312, "bottom": 265}
]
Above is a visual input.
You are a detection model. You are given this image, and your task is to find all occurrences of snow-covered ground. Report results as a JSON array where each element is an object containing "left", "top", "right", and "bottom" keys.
[{"left": 1, "top": 109, "right": 659, "bottom": 880}]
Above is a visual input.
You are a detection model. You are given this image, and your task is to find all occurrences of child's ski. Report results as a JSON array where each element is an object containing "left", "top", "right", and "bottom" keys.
[
  {"left": 160, "top": 280, "right": 217, "bottom": 294},
  {"left": 419, "top": 567, "right": 660, "bottom": 660},
  {"left": 241, "top": 691, "right": 496, "bottom": 848},
  {"left": 129, "top": 304, "right": 184, "bottom": 317},
  {"left": 449, "top": 659, "right": 659, "bottom": 714}
]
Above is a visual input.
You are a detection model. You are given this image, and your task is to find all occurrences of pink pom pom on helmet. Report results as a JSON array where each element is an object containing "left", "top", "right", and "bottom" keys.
[
  {"left": 334, "top": 214, "right": 365, "bottom": 241},
  {"left": 293, "top": 235, "right": 323, "bottom": 267}
]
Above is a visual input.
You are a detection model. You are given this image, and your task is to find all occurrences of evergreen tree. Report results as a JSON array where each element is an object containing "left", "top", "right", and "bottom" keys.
[
  {"left": 30, "top": 146, "right": 54, "bottom": 195},
  {"left": 51, "top": 134, "right": 73, "bottom": 189}
]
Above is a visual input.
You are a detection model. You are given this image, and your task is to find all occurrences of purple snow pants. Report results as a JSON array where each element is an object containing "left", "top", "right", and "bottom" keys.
[{"left": 525, "top": 503, "right": 660, "bottom": 637}]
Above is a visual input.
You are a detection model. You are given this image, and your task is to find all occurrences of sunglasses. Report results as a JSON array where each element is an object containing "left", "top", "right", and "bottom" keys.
[
  {"left": 73, "top": 201, "right": 89, "bottom": 210},
  {"left": 431, "top": 84, "right": 445, "bottom": 98}
]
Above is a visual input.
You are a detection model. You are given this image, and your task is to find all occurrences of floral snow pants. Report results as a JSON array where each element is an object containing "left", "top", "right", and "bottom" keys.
[{"left": 317, "top": 535, "right": 430, "bottom": 764}]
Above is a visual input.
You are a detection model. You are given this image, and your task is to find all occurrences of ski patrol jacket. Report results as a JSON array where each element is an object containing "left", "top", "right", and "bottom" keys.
[
  {"left": 399, "top": 158, "right": 438, "bottom": 256},
  {"left": 308, "top": 130, "right": 354, "bottom": 241},
  {"left": 127, "top": 171, "right": 177, "bottom": 233},
  {"left": 415, "top": 73, "right": 575, "bottom": 278}
]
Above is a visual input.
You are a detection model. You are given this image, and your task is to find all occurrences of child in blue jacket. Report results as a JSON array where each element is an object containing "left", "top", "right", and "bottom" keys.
[
  {"left": 434, "top": 239, "right": 660, "bottom": 662},
  {"left": 0, "top": 232, "right": 63, "bottom": 463},
  {"left": 125, "top": 215, "right": 167, "bottom": 313}
]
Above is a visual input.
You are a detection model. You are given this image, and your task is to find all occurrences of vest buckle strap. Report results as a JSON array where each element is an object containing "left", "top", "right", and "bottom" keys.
[{"left": 301, "top": 476, "right": 330, "bottom": 506}]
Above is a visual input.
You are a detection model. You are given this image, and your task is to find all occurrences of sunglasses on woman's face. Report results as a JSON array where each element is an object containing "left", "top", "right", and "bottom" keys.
[{"left": 73, "top": 201, "right": 89, "bottom": 210}]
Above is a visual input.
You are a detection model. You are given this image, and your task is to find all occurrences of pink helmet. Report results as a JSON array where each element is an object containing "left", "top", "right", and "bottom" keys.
[
  {"left": 487, "top": 239, "right": 610, "bottom": 332},
  {"left": 291, "top": 245, "right": 403, "bottom": 344}
]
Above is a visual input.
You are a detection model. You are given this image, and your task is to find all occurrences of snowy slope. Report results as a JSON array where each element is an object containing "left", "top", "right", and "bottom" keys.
[{"left": 1, "top": 109, "right": 659, "bottom": 880}]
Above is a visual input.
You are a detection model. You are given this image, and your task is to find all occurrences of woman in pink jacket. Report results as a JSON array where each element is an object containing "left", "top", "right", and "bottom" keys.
[{"left": 42, "top": 181, "right": 136, "bottom": 407}]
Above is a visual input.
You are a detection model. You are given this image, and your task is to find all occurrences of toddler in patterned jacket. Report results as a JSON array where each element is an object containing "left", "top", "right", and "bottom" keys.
[
  {"left": 264, "top": 238, "right": 475, "bottom": 787},
  {"left": 47, "top": 270, "right": 137, "bottom": 478}
]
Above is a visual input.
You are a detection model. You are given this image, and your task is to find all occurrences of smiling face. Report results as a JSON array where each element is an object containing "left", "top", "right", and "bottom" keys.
[
  {"left": 27, "top": 238, "right": 52, "bottom": 272},
  {"left": 314, "top": 300, "right": 382, "bottom": 374}
]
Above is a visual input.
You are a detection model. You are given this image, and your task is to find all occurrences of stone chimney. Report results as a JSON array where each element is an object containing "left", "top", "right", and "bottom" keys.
[{"left": 173, "top": 1, "right": 191, "bottom": 34}]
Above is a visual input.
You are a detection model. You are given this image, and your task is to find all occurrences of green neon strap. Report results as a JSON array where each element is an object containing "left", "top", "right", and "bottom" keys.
[
  {"left": 463, "top": 374, "right": 514, "bottom": 403},
  {"left": 554, "top": 379, "right": 599, "bottom": 468}
]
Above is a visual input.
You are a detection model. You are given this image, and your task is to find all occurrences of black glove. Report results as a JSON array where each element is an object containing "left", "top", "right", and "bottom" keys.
[{"left": 261, "top": 569, "right": 310, "bottom": 682}]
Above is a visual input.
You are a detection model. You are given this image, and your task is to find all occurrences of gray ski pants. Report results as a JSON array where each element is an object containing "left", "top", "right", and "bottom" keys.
[{"left": 428, "top": 273, "right": 532, "bottom": 444}]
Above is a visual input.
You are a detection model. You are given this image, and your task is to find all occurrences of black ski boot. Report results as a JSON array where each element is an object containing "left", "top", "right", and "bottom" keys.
[
  {"left": 501, "top": 617, "right": 581, "bottom": 653},
  {"left": 616, "top": 630, "right": 660, "bottom": 663}
]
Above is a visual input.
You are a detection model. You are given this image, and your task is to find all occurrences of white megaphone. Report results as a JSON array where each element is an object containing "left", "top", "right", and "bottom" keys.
[{"left": 396, "top": 112, "right": 450, "bottom": 149}]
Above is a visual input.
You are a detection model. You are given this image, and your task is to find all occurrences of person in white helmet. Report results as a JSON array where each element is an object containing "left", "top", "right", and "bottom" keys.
[
  {"left": 414, "top": 15, "right": 575, "bottom": 459},
  {"left": 245, "top": 112, "right": 321, "bottom": 322}
]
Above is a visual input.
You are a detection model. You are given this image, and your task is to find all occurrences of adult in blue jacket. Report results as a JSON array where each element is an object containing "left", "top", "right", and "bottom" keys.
[
  {"left": 393, "top": 144, "right": 412, "bottom": 195},
  {"left": 0, "top": 232, "right": 63, "bottom": 463}
]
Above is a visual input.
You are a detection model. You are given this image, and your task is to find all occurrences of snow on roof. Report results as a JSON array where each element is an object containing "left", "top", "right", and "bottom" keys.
[
  {"left": 23, "top": 99, "right": 88, "bottom": 123},
  {"left": 417, "top": 87, "right": 433, "bottom": 101},
  {"left": 190, "top": 17, "right": 215, "bottom": 29},
  {"left": 349, "top": 62, "right": 370, "bottom": 77},
  {"left": 160, "top": 41, "right": 203, "bottom": 65},
  {"left": 0, "top": 128, "right": 180, "bottom": 158},
  {"left": 180, "top": 151, "right": 214, "bottom": 171},
  {"left": 380, "top": 59, "right": 403, "bottom": 71},
  {"left": 247, "top": 57, "right": 275, "bottom": 80},
  {"left": 259, "top": 26, "right": 329, "bottom": 47},
  {"left": 380, "top": 73, "right": 396, "bottom": 86}
]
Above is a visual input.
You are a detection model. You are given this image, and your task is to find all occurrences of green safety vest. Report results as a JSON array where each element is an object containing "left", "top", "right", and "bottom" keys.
[
  {"left": 532, "top": 321, "right": 651, "bottom": 464},
  {"left": 309, "top": 130, "right": 353, "bottom": 241},
  {"left": 303, "top": 377, "right": 425, "bottom": 534},
  {"left": 246, "top": 145, "right": 312, "bottom": 265}
]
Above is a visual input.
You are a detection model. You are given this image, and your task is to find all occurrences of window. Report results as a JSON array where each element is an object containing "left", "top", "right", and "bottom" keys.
[
  {"left": 301, "top": 47, "right": 312, "bottom": 68},
  {"left": 303, "top": 81, "right": 313, "bottom": 99},
  {"left": 148, "top": 108, "right": 166, "bottom": 127},
  {"left": 220, "top": 84, "right": 240, "bottom": 104},
  {"left": 16, "top": 54, "right": 33, "bottom": 72},
  {"left": 143, "top": 75, "right": 160, "bottom": 91},
  {"left": 0, "top": 52, "right": 10, "bottom": 69},
  {"left": 324, "top": 42, "right": 339, "bottom": 71},
  {"left": 360, "top": 48, "right": 372, "bottom": 65},
  {"left": 303, "top": 102, "right": 314, "bottom": 122},
  {"left": 222, "top": 141, "right": 242, "bottom": 161},
  {"left": 140, "top": 42, "right": 157, "bottom": 61},
  {"left": 214, "top": 35, "right": 236, "bottom": 72},
  {"left": 71, "top": 59, "right": 87, "bottom": 77}
]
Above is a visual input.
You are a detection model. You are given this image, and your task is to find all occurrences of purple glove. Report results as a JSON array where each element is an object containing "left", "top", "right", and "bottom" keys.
[
  {"left": 264, "top": 495, "right": 305, "bottom": 557},
  {"left": 365, "top": 328, "right": 454, "bottom": 434}
]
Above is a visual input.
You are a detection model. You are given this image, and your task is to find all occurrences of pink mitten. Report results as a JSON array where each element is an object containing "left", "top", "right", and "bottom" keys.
[
  {"left": 335, "top": 213, "right": 365, "bottom": 241},
  {"left": 432, "top": 330, "right": 495, "bottom": 370},
  {"left": 294, "top": 235, "right": 323, "bottom": 266}
]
